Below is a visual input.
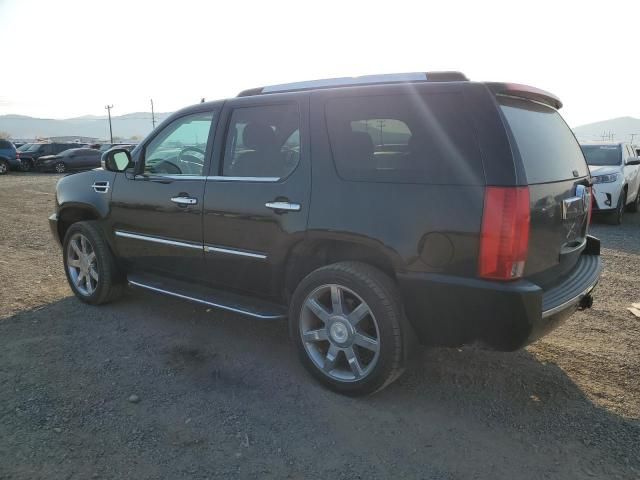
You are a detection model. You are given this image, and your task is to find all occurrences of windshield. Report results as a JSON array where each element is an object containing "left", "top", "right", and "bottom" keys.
[
  {"left": 25, "top": 143, "right": 45, "bottom": 152},
  {"left": 17, "top": 143, "right": 33, "bottom": 152},
  {"left": 581, "top": 145, "right": 621, "bottom": 166}
]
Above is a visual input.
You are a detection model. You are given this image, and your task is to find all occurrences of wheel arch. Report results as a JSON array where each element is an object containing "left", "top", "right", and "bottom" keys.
[
  {"left": 57, "top": 203, "right": 103, "bottom": 244},
  {"left": 282, "top": 235, "right": 402, "bottom": 300}
]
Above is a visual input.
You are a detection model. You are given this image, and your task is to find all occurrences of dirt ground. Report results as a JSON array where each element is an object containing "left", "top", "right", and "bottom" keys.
[{"left": 1, "top": 173, "right": 639, "bottom": 480}]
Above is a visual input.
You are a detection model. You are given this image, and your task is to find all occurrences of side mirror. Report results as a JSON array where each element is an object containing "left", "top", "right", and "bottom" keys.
[
  {"left": 102, "top": 148, "right": 132, "bottom": 172},
  {"left": 626, "top": 157, "right": 640, "bottom": 166}
]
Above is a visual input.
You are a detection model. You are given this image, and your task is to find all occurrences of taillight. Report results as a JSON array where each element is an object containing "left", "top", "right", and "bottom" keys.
[
  {"left": 479, "top": 186, "right": 530, "bottom": 281},
  {"left": 16, "top": 152, "right": 20, "bottom": 159}
]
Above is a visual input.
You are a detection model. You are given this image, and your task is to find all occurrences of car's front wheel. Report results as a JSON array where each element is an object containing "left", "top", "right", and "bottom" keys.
[
  {"left": 289, "top": 262, "right": 411, "bottom": 396},
  {"left": 0, "top": 159, "right": 8, "bottom": 175},
  {"left": 20, "top": 159, "right": 33, "bottom": 172},
  {"left": 627, "top": 188, "right": 640, "bottom": 213},
  {"left": 608, "top": 190, "right": 625, "bottom": 225},
  {"left": 63, "top": 221, "right": 123, "bottom": 305}
]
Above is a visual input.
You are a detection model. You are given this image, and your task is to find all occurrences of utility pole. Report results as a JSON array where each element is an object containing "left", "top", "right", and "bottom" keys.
[
  {"left": 630, "top": 133, "right": 638, "bottom": 144},
  {"left": 105, "top": 105, "right": 114, "bottom": 143},
  {"left": 150, "top": 99, "right": 156, "bottom": 129}
]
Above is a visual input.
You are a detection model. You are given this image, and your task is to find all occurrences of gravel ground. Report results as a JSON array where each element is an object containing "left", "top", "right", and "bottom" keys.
[{"left": 1, "top": 173, "right": 639, "bottom": 480}]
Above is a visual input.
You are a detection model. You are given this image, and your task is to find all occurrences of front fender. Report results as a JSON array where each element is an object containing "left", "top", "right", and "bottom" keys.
[{"left": 56, "top": 169, "right": 117, "bottom": 219}]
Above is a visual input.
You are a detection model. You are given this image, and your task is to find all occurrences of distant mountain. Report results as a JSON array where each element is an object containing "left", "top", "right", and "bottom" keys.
[
  {"left": 0, "top": 112, "right": 173, "bottom": 140},
  {"left": 573, "top": 117, "right": 640, "bottom": 143}
]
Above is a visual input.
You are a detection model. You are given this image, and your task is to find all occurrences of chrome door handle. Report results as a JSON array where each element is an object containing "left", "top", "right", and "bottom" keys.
[
  {"left": 265, "top": 201, "right": 301, "bottom": 212},
  {"left": 171, "top": 196, "right": 198, "bottom": 206}
]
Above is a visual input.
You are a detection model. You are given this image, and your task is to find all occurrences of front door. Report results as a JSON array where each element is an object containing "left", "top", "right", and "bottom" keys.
[
  {"left": 110, "top": 108, "right": 219, "bottom": 281},
  {"left": 202, "top": 95, "right": 311, "bottom": 298}
]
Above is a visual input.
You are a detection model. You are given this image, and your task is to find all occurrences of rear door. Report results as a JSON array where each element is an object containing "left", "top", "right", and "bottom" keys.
[
  {"left": 202, "top": 93, "right": 311, "bottom": 298},
  {"left": 498, "top": 96, "right": 591, "bottom": 286}
]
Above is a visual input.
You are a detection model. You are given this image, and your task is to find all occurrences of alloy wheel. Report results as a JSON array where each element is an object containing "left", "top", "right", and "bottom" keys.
[
  {"left": 299, "top": 284, "right": 380, "bottom": 382},
  {"left": 67, "top": 233, "right": 98, "bottom": 296},
  {"left": 55, "top": 162, "right": 66, "bottom": 173},
  {"left": 0, "top": 162, "right": 7, "bottom": 174}
]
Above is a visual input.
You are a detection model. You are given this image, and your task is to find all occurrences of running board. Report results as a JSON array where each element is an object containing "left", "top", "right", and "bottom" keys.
[{"left": 127, "top": 273, "right": 287, "bottom": 320}]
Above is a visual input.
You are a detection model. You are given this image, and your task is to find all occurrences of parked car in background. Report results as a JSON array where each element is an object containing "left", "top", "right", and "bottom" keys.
[
  {"left": 17, "top": 143, "right": 83, "bottom": 171},
  {"left": 50, "top": 72, "right": 602, "bottom": 395},
  {"left": 35, "top": 148, "right": 102, "bottom": 173},
  {"left": 581, "top": 142, "right": 640, "bottom": 224},
  {"left": 0, "top": 139, "right": 18, "bottom": 174},
  {"left": 98, "top": 143, "right": 137, "bottom": 153}
]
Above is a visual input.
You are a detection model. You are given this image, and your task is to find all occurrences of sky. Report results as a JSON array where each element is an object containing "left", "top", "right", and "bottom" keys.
[{"left": 0, "top": 0, "right": 638, "bottom": 127}]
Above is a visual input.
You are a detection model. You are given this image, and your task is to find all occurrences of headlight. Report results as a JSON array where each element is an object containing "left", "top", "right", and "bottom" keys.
[{"left": 592, "top": 173, "right": 619, "bottom": 184}]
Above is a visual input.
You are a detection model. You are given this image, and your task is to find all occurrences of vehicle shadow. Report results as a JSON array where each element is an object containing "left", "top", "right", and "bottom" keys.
[{"left": 1, "top": 293, "right": 638, "bottom": 479}]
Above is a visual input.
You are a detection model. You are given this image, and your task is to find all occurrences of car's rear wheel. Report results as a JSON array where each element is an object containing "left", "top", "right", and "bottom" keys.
[
  {"left": 608, "top": 191, "right": 625, "bottom": 225},
  {"left": 63, "top": 221, "right": 123, "bottom": 305},
  {"left": 55, "top": 162, "right": 66, "bottom": 173},
  {"left": 0, "top": 160, "right": 8, "bottom": 175},
  {"left": 289, "top": 261, "right": 411, "bottom": 396}
]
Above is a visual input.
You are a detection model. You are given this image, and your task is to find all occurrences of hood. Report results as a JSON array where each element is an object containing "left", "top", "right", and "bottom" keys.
[{"left": 588, "top": 165, "right": 621, "bottom": 177}]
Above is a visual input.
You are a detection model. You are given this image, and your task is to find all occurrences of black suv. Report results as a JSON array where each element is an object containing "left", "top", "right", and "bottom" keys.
[
  {"left": 18, "top": 143, "right": 81, "bottom": 171},
  {"left": 49, "top": 72, "right": 601, "bottom": 395}
]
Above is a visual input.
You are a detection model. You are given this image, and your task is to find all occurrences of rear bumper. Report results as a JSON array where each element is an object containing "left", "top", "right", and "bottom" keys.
[
  {"left": 7, "top": 158, "right": 21, "bottom": 168},
  {"left": 397, "top": 236, "right": 602, "bottom": 351}
]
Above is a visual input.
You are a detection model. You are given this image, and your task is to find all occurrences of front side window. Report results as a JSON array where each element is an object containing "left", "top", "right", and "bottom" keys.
[
  {"left": 325, "top": 93, "right": 483, "bottom": 184},
  {"left": 143, "top": 111, "right": 216, "bottom": 176},
  {"left": 222, "top": 103, "right": 300, "bottom": 179}
]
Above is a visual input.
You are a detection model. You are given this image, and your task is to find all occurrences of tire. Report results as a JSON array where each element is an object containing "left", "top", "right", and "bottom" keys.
[
  {"left": 63, "top": 221, "right": 123, "bottom": 305},
  {"left": 55, "top": 162, "right": 66, "bottom": 173},
  {"left": 627, "top": 188, "right": 640, "bottom": 213},
  {"left": 0, "top": 160, "right": 8, "bottom": 175},
  {"left": 607, "top": 190, "right": 625, "bottom": 225},
  {"left": 20, "top": 159, "right": 33, "bottom": 172},
  {"left": 289, "top": 261, "right": 412, "bottom": 396}
]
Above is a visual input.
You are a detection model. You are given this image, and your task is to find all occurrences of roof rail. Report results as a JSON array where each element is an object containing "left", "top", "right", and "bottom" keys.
[{"left": 237, "top": 71, "right": 468, "bottom": 97}]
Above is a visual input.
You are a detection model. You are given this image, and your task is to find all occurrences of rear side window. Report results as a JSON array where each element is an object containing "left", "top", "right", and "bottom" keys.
[
  {"left": 325, "top": 93, "right": 484, "bottom": 184},
  {"left": 499, "top": 97, "right": 588, "bottom": 183},
  {"left": 222, "top": 103, "right": 300, "bottom": 179},
  {"left": 0, "top": 140, "right": 12, "bottom": 149}
]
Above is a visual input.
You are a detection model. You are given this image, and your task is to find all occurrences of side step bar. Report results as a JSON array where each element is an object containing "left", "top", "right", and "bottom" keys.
[{"left": 127, "top": 273, "right": 287, "bottom": 320}]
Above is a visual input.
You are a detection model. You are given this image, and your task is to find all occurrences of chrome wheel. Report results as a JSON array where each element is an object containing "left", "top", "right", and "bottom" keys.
[
  {"left": 300, "top": 284, "right": 380, "bottom": 382},
  {"left": 55, "top": 162, "right": 65, "bottom": 173},
  {"left": 66, "top": 233, "right": 98, "bottom": 296}
]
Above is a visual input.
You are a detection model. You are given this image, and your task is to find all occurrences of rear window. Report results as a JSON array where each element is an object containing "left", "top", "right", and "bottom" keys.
[
  {"left": 325, "top": 93, "right": 484, "bottom": 184},
  {"left": 499, "top": 97, "right": 588, "bottom": 183},
  {"left": 581, "top": 145, "right": 621, "bottom": 166}
]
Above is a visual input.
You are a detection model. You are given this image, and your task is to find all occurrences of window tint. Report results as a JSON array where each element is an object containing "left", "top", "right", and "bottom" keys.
[
  {"left": 222, "top": 103, "right": 300, "bottom": 179},
  {"left": 0, "top": 140, "right": 12, "bottom": 149},
  {"left": 325, "top": 93, "right": 483, "bottom": 184},
  {"left": 144, "top": 111, "right": 216, "bottom": 176},
  {"left": 499, "top": 97, "right": 589, "bottom": 183}
]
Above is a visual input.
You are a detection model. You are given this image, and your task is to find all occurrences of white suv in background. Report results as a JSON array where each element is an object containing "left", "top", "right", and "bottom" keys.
[{"left": 581, "top": 142, "right": 640, "bottom": 224}]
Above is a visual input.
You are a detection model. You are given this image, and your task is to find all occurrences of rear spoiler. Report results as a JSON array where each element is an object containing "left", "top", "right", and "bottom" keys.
[{"left": 487, "top": 83, "right": 563, "bottom": 110}]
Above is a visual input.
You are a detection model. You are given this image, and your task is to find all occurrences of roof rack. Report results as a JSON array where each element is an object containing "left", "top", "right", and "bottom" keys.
[{"left": 237, "top": 71, "right": 468, "bottom": 97}]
